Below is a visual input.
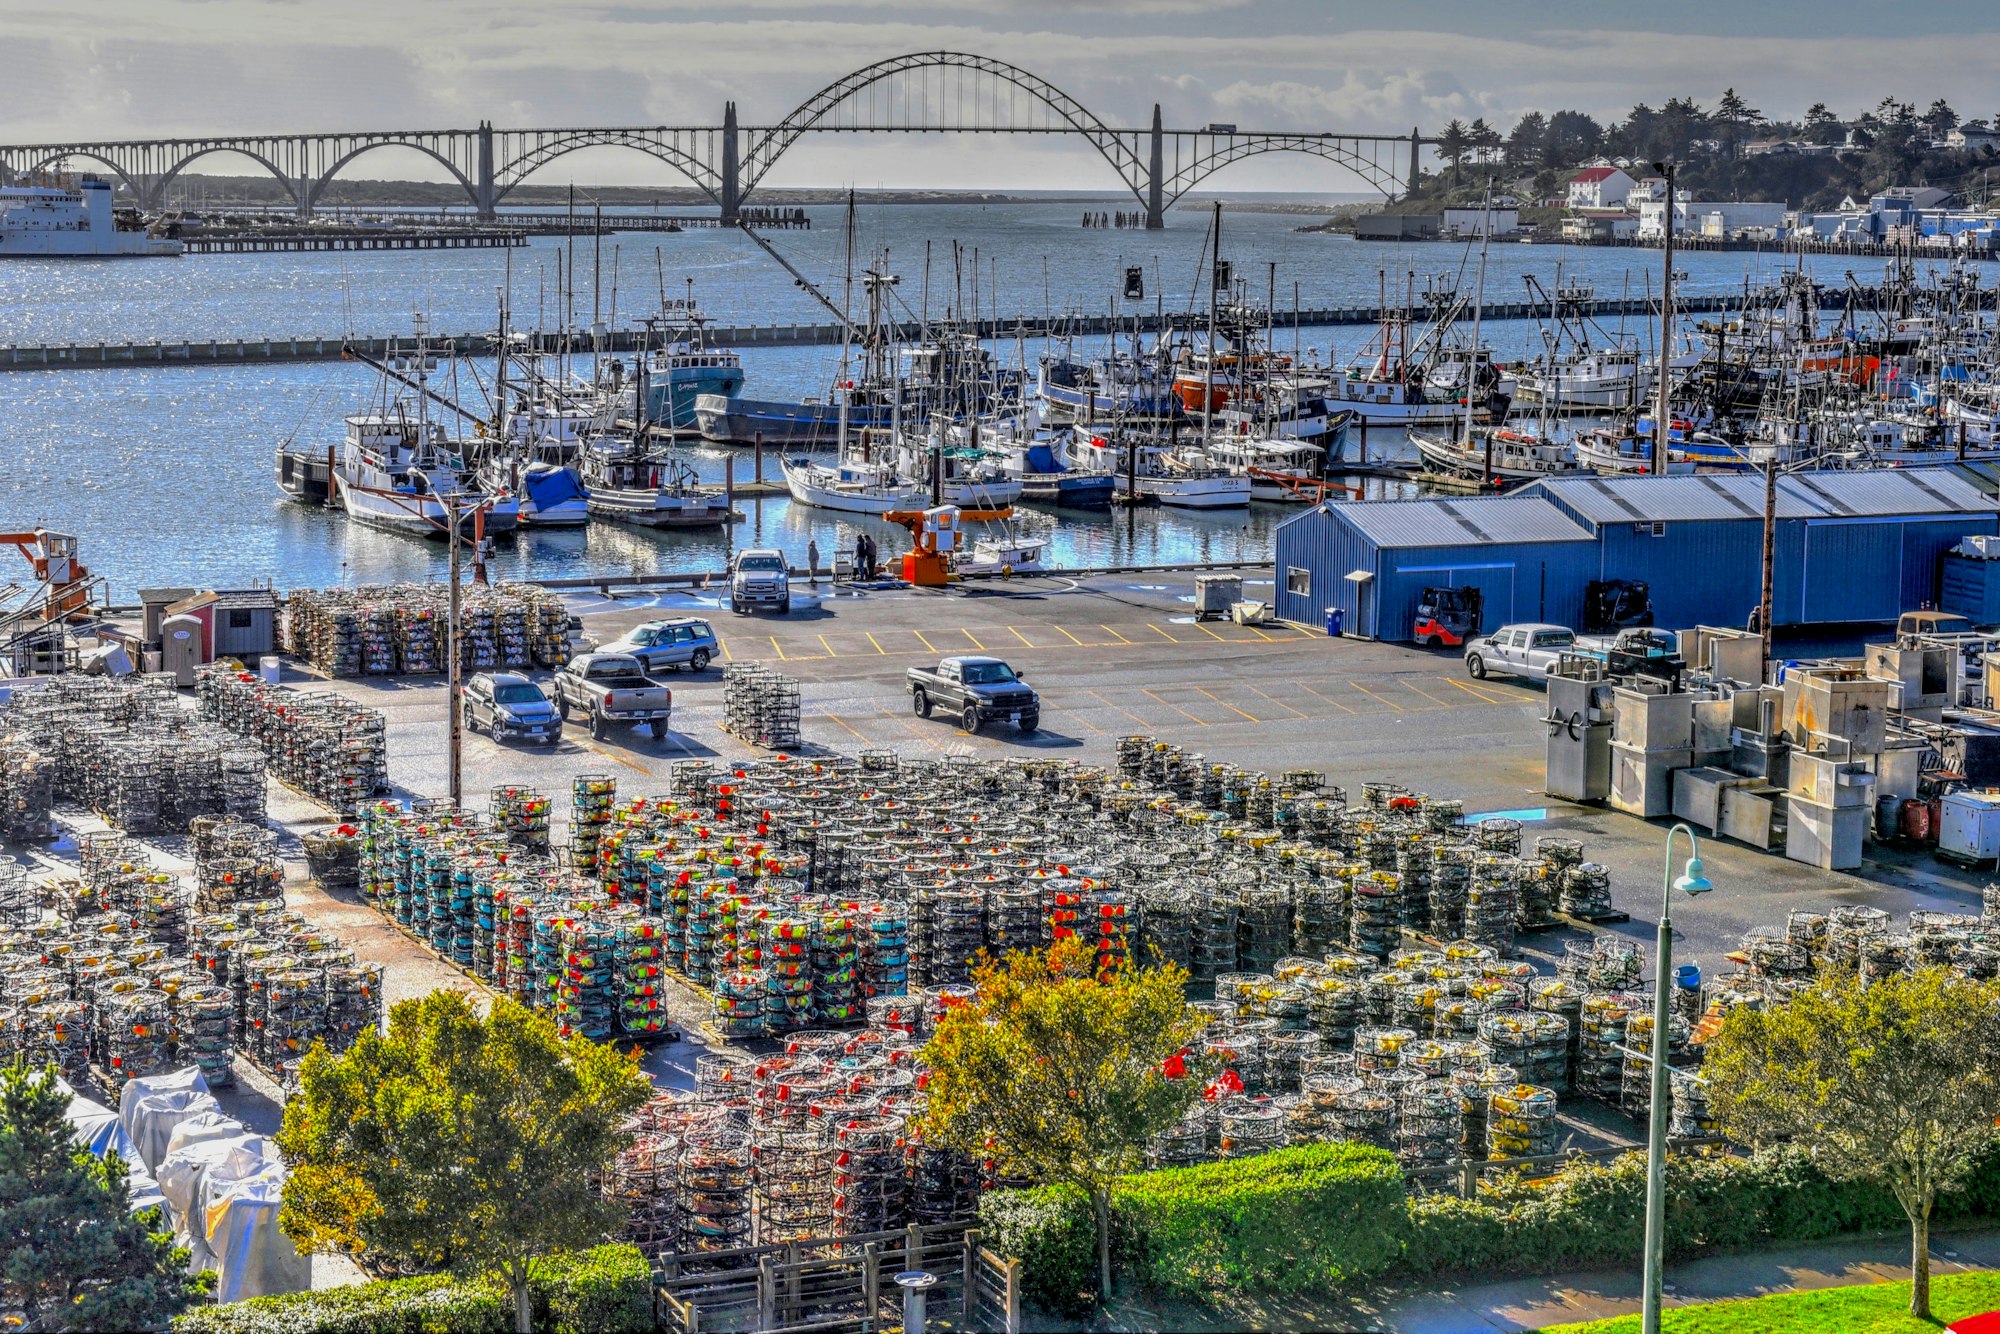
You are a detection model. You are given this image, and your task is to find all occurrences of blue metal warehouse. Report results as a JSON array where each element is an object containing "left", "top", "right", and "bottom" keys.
[{"left": 1274, "top": 468, "right": 1999, "bottom": 641}]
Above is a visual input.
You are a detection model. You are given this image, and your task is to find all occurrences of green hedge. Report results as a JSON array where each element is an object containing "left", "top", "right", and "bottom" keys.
[
  {"left": 978, "top": 1143, "right": 1405, "bottom": 1316},
  {"left": 1118, "top": 1142, "right": 1406, "bottom": 1296},
  {"left": 171, "top": 1244, "right": 651, "bottom": 1334},
  {"left": 985, "top": 1138, "right": 2000, "bottom": 1314}
]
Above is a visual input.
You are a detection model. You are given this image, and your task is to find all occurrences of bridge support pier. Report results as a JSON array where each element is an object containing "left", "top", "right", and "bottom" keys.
[
  {"left": 1144, "top": 103, "right": 1165, "bottom": 229},
  {"left": 476, "top": 122, "right": 496, "bottom": 219},
  {"left": 297, "top": 173, "right": 313, "bottom": 220},
  {"left": 719, "top": 100, "right": 740, "bottom": 224},
  {"left": 1407, "top": 127, "right": 1420, "bottom": 199}
]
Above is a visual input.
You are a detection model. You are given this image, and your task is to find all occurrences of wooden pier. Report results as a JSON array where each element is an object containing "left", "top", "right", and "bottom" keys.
[{"left": 180, "top": 230, "right": 528, "bottom": 253}]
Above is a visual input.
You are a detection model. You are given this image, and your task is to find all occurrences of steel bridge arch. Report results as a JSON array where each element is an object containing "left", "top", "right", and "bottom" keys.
[
  {"left": 152, "top": 145, "right": 301, "bottom": 210},
  {"left": 1164, "top": 136, "right": 1407, "bottom": 204},
  {"left": 738, "top": 50, "right": 1146, "bottom": 201},
  {"left": 495, "top": 132, "right": 721, "bottom": 206},
  {"left": 19, "top": 150, "right": 144, "bottom": 202},
  {"left": 307, "top": 140, "right": 479, "bottom": 212}
]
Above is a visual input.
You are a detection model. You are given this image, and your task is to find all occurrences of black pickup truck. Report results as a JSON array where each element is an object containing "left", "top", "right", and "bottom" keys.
[{"left": 906, "top": 656, "right": 1040, "bottom": 735}]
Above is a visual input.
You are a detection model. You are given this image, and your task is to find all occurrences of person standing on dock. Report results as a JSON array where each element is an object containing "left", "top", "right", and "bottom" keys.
[{"left": 808, "top": 538, "right": 821, "bottom": 586}]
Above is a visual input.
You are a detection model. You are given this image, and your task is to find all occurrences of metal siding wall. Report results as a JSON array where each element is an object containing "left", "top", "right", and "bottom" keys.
[
  {"left": 1376, "top": 542, "right": 1596, "bottom": 641},
  {"left": 1902, "top": 518, "right": 1998, "bottom": 613},
  {"left": 1275, "top": 511, "right": 1378, "bottom": 633},
  {"left": 1598, "top": 520, "right": 1766, "bottom": 631},
  {"left": 1801, "top": 522, "right": 1904, "bottom": 622}
]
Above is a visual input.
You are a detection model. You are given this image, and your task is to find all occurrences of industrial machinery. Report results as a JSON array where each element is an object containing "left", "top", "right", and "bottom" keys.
[
  {"left": 0, "top": 529, "right": 102, "bottom": 675},
  {"left": 882, "top": 506, "right": 1011, "bottom": 588},
  {"left": 1413, "top": 585, "right": 1484, "bottom": 648},
  {"left": 1582, "top": 579, "right": 1653, "bottom": 634}
]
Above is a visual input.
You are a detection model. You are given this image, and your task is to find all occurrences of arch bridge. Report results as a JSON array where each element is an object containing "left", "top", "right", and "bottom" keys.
[{"left": 0, "top": 52, "right": 1431, "bottom": 228}]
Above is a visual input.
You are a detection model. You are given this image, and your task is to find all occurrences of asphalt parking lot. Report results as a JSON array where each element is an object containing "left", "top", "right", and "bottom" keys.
[{"left": 284, "top": 569, "right": 1989, "bottom": 972}]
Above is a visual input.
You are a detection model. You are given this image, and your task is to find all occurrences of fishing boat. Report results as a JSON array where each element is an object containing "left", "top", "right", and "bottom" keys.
[
  {"left": 1062, "top": 428, "right": 1251, "bottom": 509},
  {"left": 1410, "top": 425, "right": 1582, "bottom": 484},
  {"left": 892, "top": 424, "right": 1024, "bottom": 509},
  {"left": 642, "top": 292, "right": 746, "bottom": 430},
  {"left": 332, "top": 409, "right": 520, "bottom": 538},
  {"left": 1201, "top": 430, "right": 1331, "bottom": 502},
  {"left": 1037, "top": 346, "right": 1182, "bottom": 421},
  {"left": 1571, "top": 424, "right": 1696, "bottom": 476},
  {"left": 952, "top": 409, "right": 1115, "bottom": 509},
  {"left": 956, "top": 532, "right": 1051, "bottom": 576},
  {"left": 580, "top": 436, "right": 733, "bottom": 528},
  {"left": 781, "top": 430, "right": 930, "bottom": 516}
]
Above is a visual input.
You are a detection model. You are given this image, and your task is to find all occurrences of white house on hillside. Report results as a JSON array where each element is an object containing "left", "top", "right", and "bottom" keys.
[{"left": 1567, "top": 166, "right": 1635, "bottom": 210}]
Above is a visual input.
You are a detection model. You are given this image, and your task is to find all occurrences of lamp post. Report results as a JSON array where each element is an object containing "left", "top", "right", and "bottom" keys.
[
  {"left": 1751, "top": 441, "right": 1777, "bottom": 673},
  {"left": 1642, "top": 823, "right": 1713, "bottom": 1334}
]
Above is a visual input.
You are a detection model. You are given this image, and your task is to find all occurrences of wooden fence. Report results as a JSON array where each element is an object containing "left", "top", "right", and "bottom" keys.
[{"left": 653, "top": 1222, "right": 1020, "bottom": 1334}]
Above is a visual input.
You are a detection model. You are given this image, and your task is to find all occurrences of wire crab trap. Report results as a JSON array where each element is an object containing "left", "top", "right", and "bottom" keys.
[
  {"left": 680, "top": 1126, "right": 755, "bottom": 1253},
  {"left": 1398, "top": 1077, "right": 1460, "bottom": 1168},
  {"left": 1477, "top": 1010, "right": 1571, "bottom": 1095},
  {"left": 1348, "top": 871, "right": 1402, "bottom": 961},
  {"left": 1486, "top": 1083, "right": 1558, "bottom": 1159},
  {"left": 1464, "top": 855, "right": 1518, "bottom": 957},
  {"left": 1218, "top": 1100, "right": 1288, "bottom": 1159},
  {"left": 1620, "top": 1012, "right": 1689, "bottom": 1117},
  {"left": 170, "top": 982, "right": 237, "bottom": 1088},
  {"left": 723, "top": 663, "right": 802, "bottom": 749}
]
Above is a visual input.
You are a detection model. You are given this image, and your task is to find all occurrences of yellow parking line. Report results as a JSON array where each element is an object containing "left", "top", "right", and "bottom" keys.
[
  {"left": 1008, "top": 626, "right": 1036, "bottom": 648},
  {"left": 821, "top": 712, "right": 870, "bottom": 743},
  {"left": 863, "top": 632, "right": 888, "bottom": 656},
  {"left": 1243, "top": 683, "right": 1311, "bottom": 719},
  {"left": 1099, "top": 624, "right": 1135, "bottom": 645},
  {"left": 720, "top": 636, "right": 735, "bottom": 662},
  {"left": 962, "top": 628, "right": 987, "bottom": 650},
  {"left": 1195, "top": 686, "right": 1260, "bottom": 722},
  {"left": 1052, "top": 704, "right": 1106, "bottom": 735},
  {"left": 1193, "top": 621, "right": 1227, "bottom": 641},
  {"left": 1242, "top": 624, "right": 1278, "bottom": 642},
  {"left": 769, "top": 636, "right": 787, "bottom": 661},
  {"left": 1294, "top": 681, "right": 1358, "bottom": 715},
  {"left": 818, "top": 633, "right": 837, "bottom": 657},
  {"left": 1148, "top": 623, "right": 1181, "bottom": 642},
  {"left": 1143, "top": 688, "right": 1210, "bottom": 726},
  {"left": 1348, "top": 679, "right": 1405, "bottom": 712},
  {"left": 580, "top": 742, "right": 651, "bottom": 775},
  {"left": 1088, "top": 689, "right": 1153, "bottom": 727},
  {"left": 1444, "top": 676, "right": 1515, "bottom": 705},
  {"left": 1051, "top": 624, "right": 1085, "bottom": 646},
  {"left": 912, "top": 629, "right": 938, "bottom": 654},
  {"left": 1400, "top": 678, "right": 1458, "bottom": 709}
]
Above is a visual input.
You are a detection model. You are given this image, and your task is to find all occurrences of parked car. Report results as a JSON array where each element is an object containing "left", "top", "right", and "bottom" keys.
[
  {"left": 1464, "top": 623, "right": 1576, "bottom": 682},
  {"left": 602, "top": 617, "right": 719, "bottom": 674},
  {"left": 461, "top": 672, "right": 562, "bottom": 745},
  {"left": 906, "top": 656, "right": 1040, "bottom": 734},
  {"left": 550, "top": 653, "right": 673, "bottom": 740},
  {"left": 730, "top": 549, "right": 791, "bottom": 614}
]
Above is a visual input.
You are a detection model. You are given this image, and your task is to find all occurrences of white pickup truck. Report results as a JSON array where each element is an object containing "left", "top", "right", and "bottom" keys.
[{"left": 1464, "top": 624, "right": 1577, "bottom": 682}]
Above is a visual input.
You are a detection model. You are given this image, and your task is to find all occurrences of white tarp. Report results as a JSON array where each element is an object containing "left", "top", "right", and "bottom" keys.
[
  {"left": 51, "top": 1077, "right": 166, "bottom": 1218},
  {"left": 204, "top": 1171, "right": 311, "bottom": 1302},
  {"left": 126, "top": 1087, "right": 224, "bottom": 1174},
  {"left": 156, "top": 1132, "right": 308, "bottom": 1298},
  {"left": 117, "top": 1066, "right": 209, "bottom": 1126}
]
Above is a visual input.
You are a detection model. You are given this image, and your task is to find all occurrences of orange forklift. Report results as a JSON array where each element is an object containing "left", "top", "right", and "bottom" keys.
[{"left": 1413, "top": 585, "right": 1484, "bottom": 649}]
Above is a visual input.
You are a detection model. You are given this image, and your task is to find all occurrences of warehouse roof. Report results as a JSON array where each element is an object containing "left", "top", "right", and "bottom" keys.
[
  {"left": 1306, "top": 494, "right": 1595, "bottom": 549},
  {"left": 1525, "top": 468, "right": 1994, "bottom": 526}
]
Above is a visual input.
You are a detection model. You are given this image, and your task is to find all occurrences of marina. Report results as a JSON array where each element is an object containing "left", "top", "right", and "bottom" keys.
[{"left": 12, "top": 18, "right": 2000, "bottom": 1327}]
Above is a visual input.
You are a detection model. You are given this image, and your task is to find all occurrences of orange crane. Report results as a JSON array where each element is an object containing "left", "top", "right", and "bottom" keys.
[
  {"left": 1, "top": 529, "right": 96, "bottom": 623},
  {"left": 880, "top": 506, "right": 1013, "bottom": 587}
]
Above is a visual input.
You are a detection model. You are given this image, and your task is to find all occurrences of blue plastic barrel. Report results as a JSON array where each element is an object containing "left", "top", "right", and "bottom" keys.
[
  {"left": 1673, "top": 962, "right": 1702, "bottom": 992},
  {"left": 1325, "top": 607, "right": 1344, "bottom": 637}
]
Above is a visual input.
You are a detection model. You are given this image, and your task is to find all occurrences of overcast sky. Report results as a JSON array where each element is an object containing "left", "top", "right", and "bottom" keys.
[{"left": 5, "top": 0, "right": 1999, "bottom": 195}]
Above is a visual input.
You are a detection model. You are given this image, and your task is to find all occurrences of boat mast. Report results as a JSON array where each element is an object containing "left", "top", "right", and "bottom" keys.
[
  {"left": 1202, "top": 200, "right": 1220, "bottom": 443},
  {"left": 1652, "top": 161, "right": 1677, "bottom": 475},
  {"left": 1466, "top": 179, "right": 1492, "bottom": 480}
]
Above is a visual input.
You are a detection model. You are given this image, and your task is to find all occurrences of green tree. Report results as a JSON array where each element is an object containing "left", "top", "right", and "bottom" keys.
[
  {"left": 275, "top": 992, "right": 651, "bottom": 1334},
  {"left": 1803, "top": 101, "right": 1845, "bottom": 145},
  {"left": 1924, "top": 99, "right": 1960, "bottom": 138},
  {"left": 1505, "top": 111, "right": 1547, "bottom": 167},
  {"left": 1714, "top": 87, "right": 1762, "bottom": 156},
  {"left": 917, "top": 938, "right": 1214, "bottom": 1302},
  {"left": 1542, "top": 110, "right": 1604, "bottom": 169},
  {"left": 1436, "top": 119, "right": 1470, "bottom": 187},
  {"left": 0, "top": 1062, "right": 209, "bottom": 1332},
  {"left": 1467, "top": 117, "right": 1503, "bottom": 166},
  {"left": 1703, "top": 968, "right": 2000, "bottom": 1320}
]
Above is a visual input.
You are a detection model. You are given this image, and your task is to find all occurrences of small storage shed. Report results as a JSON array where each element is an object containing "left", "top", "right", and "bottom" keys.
[
  {"left": 1273, "top": 494, "right": 1598, "bottom": 639},
  {"left": 210, "top": 589, "right": 279, "bottom": 659}
]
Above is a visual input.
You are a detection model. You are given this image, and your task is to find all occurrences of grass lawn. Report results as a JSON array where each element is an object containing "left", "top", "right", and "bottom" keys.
[{"left": 1542, "top": 1270, "right": 2000, "bottom": 1332}]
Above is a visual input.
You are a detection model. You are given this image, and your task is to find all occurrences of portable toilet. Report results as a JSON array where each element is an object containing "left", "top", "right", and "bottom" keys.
[{"left": 160, "top": 613, "right": 207, "bottom": 687}]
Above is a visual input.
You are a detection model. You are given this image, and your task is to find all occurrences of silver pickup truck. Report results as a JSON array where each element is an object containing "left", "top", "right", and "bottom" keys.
[
  {"left": 1464, "top": 623, "right": 1577, "bottom": 682},
  {"left": 551, "top": 652, "right": 673, "bottom": 740}
]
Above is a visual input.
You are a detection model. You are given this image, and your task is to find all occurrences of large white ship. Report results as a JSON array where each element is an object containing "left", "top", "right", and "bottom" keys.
[{"left": 0, "top": 176, "right": 184, "bottom": 257}]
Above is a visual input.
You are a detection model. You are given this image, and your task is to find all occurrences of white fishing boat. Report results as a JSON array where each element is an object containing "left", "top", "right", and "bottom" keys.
[
  {"left": 580, "top": 437, "right": 733, "bottom": 528},
  {"left": 956, "top": 533, "right": 1051, "bottom": 576},
  {"left": 1410, "top": 425, "right": 1582, "bottom": 484},
  {"left": 333, "top": 410, "right": 520, "bottom": 538},
  {"left": 1062, "top": 428, "right": 1251, "bottom": 509},
  {"left": 1201, "top": 431, "right": 1329, "bottom": 502},
  {"left": 782, "top": 429, "right": 929, "bottom": 516},
  {"left": 1515, "top": 348, "right": 1652, "bottom": 410},
  {"left": 1571, "top": 425, "right": 1695, "bottom": 476}
]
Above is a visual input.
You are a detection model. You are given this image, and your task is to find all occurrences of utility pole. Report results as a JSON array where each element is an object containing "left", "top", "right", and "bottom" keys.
[
  {"left": 1759, "top": 449, "right": 1776, "bottom": 670},
  {"left": 1651, "top": 161, "right": 1676, "bottom": 477},
  {"left": 446, "top": 493, "right": 464, "bottom": 808}
]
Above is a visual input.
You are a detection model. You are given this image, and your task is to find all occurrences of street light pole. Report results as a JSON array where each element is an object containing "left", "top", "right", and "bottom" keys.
[{"left": 1642, "top": 823, "right": 1712, "bottom": 1334}]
